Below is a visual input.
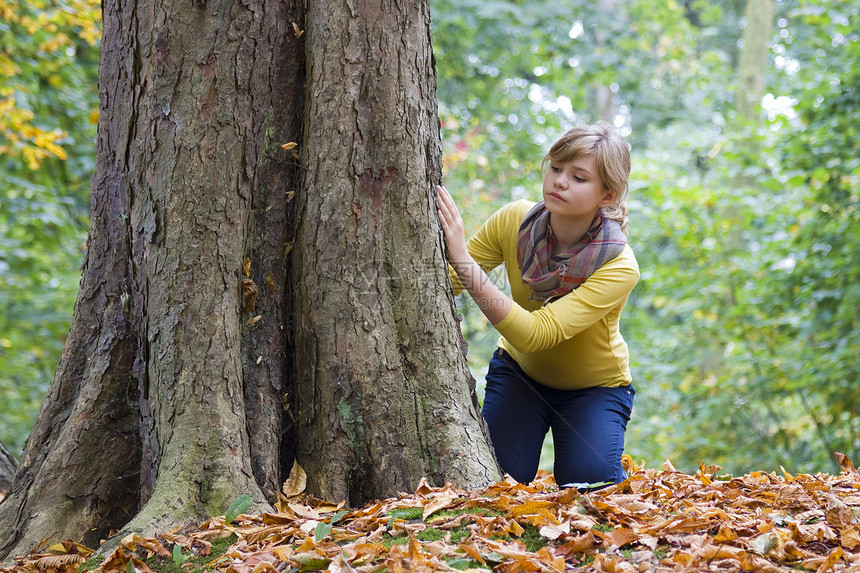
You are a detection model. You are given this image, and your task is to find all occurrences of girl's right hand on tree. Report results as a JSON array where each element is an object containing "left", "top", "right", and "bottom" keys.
[{"left": 436, "top": 185, "right": 469, "bottom": 262}]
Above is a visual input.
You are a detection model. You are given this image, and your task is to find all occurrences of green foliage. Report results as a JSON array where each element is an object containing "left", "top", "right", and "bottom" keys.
[
  {"left": 432, "top": 0, "right": 859, "bottom": 476},
  {"left": 0, "top": 0, "right": 98, "bottom": 454}
]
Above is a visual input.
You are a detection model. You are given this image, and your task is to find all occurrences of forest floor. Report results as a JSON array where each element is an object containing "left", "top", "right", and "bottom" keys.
[{"left": 2, "top": 455, "right": 859, "bottom": 573}]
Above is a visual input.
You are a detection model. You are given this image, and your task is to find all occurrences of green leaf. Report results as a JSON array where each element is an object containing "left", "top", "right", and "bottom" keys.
[
  {"left": 329, "top": 509, "right": 349, "bottom": 525},
  {"left": 314, "top": 521, "right": 332, "bottom": 542},
  {"left": 172, "top": 544, "right": 186, "bottom": 566},
  {"left": 225, "top": 493, "right": 255, "bottom": 526}
]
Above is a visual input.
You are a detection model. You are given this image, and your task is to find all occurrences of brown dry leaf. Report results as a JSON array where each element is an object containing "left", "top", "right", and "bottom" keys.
[
  {"left": 842, "top": 525, "right": 860, "bottom": 549},
  {"left": 835, "top": 452, "right": 856, "bottom": 474},
  {"left": 34, "top": 554, "right": 84, "bottom": 569},
  {"left": 241, "top": 279, "right": 257, "bottom": 314},
  {"left": 289, "top": 502, "right": 321, "bottom": 520},
  {"left": 8, "top": 460, "right": 860, "bottom": 573},
  {"left": 327, "top": 553, "right": 357, "bottom": 573},
  {"left": 246, "top": 315, "right": 262, "bottom": 326},
  {"left": 265, "top": 272, "right": 276, "bottom": 294},
  {"left": 291, "top": 22, "right": 303, "bottom": 38},
  {"left": 538, "top": 521, "right": 570, "bottom": 541},
  {"left": 282, "top": 461, "right": 307, "bottom": 497},
  {"left": 596, "top": 527, "right": 639, "bottom": 549},
  {"left": 421, "top": 490, "right": 459, "bottom": 521},
  {"left": 120, "top": 533, "right": 170, "bottom": 558}
]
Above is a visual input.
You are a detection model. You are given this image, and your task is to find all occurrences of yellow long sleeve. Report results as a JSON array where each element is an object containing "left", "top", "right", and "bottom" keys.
[{"left": 449, "top": 200, "right": 639, "bottom": 389}]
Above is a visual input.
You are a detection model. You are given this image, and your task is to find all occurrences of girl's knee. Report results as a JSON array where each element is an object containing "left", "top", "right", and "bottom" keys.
[{"left": 555, "top": 458, "right": 623, "bottom": 489}]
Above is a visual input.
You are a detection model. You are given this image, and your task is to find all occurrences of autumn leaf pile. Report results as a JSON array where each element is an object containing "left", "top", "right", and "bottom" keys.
[{"left": 3, "top": 454, "right": 860, "bottom": 573}]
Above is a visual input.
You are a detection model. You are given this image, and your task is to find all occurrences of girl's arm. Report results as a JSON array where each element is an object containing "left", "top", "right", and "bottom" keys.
[{"left": 436, "top": 185, "right": 513, "bottom": 324}]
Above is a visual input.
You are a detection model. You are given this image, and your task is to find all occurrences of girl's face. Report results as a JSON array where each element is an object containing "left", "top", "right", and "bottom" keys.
[{"left": 542, "top": 154, "right": 613, "bottom": 221}]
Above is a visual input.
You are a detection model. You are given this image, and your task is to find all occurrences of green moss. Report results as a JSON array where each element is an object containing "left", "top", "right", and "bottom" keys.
[
  {"left": 519, "top": 524, "right": 548, "bottom": 552},
  {"left": 140, "top": 534, "right": 238, "bottom": 573},
  {"left": 431, "top": 506, "right": 501, "bottom": 519},
  {"left": 593, "top": 522, "right": 614, "bottom": 532},
  {"left": 380, "top": 534, "right": 410, "bottom": 548},
  {"left": 387, "top": 506, "right": 424, "bottom": 521},
  {"left": 416, "top": 528, "right": 445, "bottom": 542},
  {"left": 78, "top": 554, "right": 105, "bottom": 572},
  {"left": 448, "top": 526, "right": 471, "bottom": 544}
]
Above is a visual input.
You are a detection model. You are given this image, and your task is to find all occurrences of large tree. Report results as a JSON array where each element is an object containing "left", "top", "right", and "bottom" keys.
[{"left": 0, "top": 0, "right": 499, "bottom": 560}]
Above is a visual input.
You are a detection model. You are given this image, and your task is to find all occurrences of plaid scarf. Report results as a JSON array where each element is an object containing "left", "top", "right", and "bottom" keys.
[{"left": 516, "top": 202, "right": 626, "bottom": 302}]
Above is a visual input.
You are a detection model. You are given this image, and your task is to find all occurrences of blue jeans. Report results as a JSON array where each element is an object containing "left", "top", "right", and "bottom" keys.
[{"left": 481, "top": 349, "right": 635, "bottom": 488}]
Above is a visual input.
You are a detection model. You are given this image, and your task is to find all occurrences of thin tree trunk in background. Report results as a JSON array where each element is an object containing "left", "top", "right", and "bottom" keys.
[
  {"left": 736, "top": 0, "right": 774, "bottom": 121},
  {"left": 594, "top": 0, "right": 616, "bottom": 123},
  {"left": 697, "top": 0, "right": 775, "bottom": 407},
  {"left": 294, "top": 0, "right": 500, "bottom": 505}
]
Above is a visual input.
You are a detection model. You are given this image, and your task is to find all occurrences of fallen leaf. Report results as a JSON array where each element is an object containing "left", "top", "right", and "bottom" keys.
[
  {"left": 539, "top": 521, "right": 570, "bottom": 540},
  {"left": 835, "top": 452, "right": 856, "bottom": 474},
  {"left": 243, "top": 257, "right": 251, "bottom": 277},
  {"left": 242, "top": 279, "right": 258, "bottom": 313},
  {"left": 280, "top": 142, "right": 297, "bottom": 151},
  {"left": 282, "top": 461, "right": 307, "bottom": 497},
  {"left": 291, "top": 22, "right": 304, "bottom": 38}
]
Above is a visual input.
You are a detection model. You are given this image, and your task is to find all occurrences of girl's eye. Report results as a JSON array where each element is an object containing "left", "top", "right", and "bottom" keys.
[
  {"left": 551, "top": 166, "right": 561, "bottom": 173},
  {"left": 573, "top": 176, "right": 585, "bottom": 183}
]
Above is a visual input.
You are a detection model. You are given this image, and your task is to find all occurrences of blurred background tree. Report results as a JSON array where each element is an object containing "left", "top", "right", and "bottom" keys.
[{"left": 1, "top": 0, "right": 856, "bottom": 476}]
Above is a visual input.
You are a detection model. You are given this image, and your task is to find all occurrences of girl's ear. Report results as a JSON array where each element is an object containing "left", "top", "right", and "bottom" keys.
[{"left": 600, "top": 191, "right": 615, "bottom": 206}]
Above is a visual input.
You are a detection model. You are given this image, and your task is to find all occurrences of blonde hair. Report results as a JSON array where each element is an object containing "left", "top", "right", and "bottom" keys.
[{"left": 542, "top": 122, "right": 631, "bottom": 233}]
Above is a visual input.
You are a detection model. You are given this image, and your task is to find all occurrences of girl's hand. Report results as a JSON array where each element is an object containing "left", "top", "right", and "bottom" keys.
[{"left": 436, "top": 185, "right": 469, "bottom": 262}]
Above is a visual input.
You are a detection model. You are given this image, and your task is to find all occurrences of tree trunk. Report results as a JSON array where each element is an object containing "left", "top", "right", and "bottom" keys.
[
  {"left": 0, "top": 441, "right": 17, "bottom": 493},
  {"left": 736, "top": 0, "right": 774, "bottom": 121},
  {"left": 293, "top": 0, "right": 499, "bottom": 506},
  {"left": 0, "top": 0, "right": 497, "bottom": 560},
  {"left": 594, "top": 0, "right": 617, "bottom": 123},
  {"left": 0, "top": 0, "right": 304, "bottom": 558}
]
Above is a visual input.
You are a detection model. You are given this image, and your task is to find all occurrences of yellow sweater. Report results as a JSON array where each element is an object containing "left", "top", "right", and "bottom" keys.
[{"left": 450, "top": 200, "right": 639, "bottom": 390}]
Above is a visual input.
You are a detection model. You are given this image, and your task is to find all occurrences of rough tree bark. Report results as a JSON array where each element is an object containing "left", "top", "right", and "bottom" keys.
[
  {"left": 0, "top": 440, "right": 16, "bottom": 492},
  {"left": 0, "top": 0, "right": 498, "bottom": 561},
  {"left": 0, "top": 0, "right": 302, "bottom": 557},
  {"left": 294, "top": 0, "right": 500, "bottom": 505}
]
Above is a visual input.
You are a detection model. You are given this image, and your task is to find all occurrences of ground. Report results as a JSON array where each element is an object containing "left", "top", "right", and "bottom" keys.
[{"left": 2, "top": 455, "right": 859, "bottom": 572}]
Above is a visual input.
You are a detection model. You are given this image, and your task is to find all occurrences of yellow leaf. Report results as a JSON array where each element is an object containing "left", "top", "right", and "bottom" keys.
[
  {"left": 291, "top": 22, "right": 304, "bottom": 38},
  {"left": 272, "top": 545, "right": 293, "bottom": 561},
  {"left": 247, "top": 315, "right": 262, "bottom": 326},
  {"left": 280, "top": 142, "right": 297, "bottom": 151},
  {"left": 243, "top": 257, "right": 251, "bottom": 276}
]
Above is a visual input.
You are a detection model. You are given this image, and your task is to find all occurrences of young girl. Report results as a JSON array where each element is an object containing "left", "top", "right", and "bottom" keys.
[{"left": 436, "top": 122, "right": 638, "bottom": 488}]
